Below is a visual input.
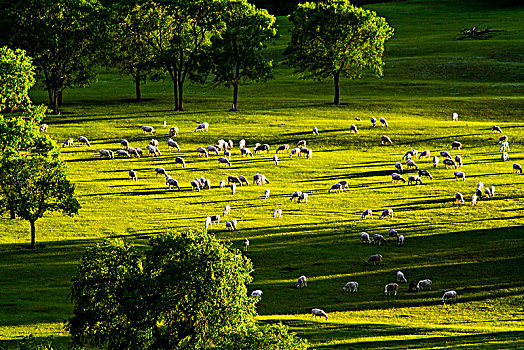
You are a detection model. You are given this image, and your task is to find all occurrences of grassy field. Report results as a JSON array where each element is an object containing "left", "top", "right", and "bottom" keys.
[{"left": 0, "top": 0, "right": 523, "bottom": 348}]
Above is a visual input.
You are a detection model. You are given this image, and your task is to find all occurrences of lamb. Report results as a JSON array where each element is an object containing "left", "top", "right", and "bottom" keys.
[
  {"left": 273, "top": 209, "right": 282, "bottom": 218},
  {"left": 312, "top": 126, "right": 319, "bottom": 135},
  {"left": 297, "top": 140, "right": 307, "bottom": 147},
  {"left": 276, "top": 144, "right": 289, "bottom": 154},
  {"left": 454, "top": 171, "right": 466, "bottom": 181},
  {"left": 384, "top": 283, "right": 398, "bottom": 296},
  {"left": 381, "top": 135, "right": 393, "bottom": 145},
  {"left": 343, "top": 281, "right": 358, "bottom": 292},
  {"left": 366, "top": 254, "right": 382, "bottom": 265},
  {"left": 296, "top": 275, "right": 307, "bottom": 288},
  {"left": 379, "top": 209, "right": 393, "bottom": 219},
  {"left": 395, "top": 162, "right": 403, "bottom": 173},
  {"left": 146, "top": 144, "right": 161, "bottom": 157},
  {"left": 219, "top": 179, "right": 226, "bottom": 188},
  {"left": 361, "top": 209, "right": 373, "bottom": 219},
  {"left": 169, "top": 126, "right": 179, "bottom": 137},
  {"left": 373, "top": 234, "right": 386, "bottom": 245},
  {"left": 440, "top": 151, "right": 452, "bottom": 159},
  {"left": 224, "top": 150, "right": 231, "bottom": 159},
  {"left": 397, "top": 271, "right": 407, "bottom": 283},
  {"left": 499, "top": 141, "right": 510, "bottom": 152},
  {"left": 166, "top": 177, "right": 181, "bottom": 190},
  {"left": 167, "top": 139, "right": 180, "bottom": 152},
  {"left": 388, "top": 229, "right": 398, "bottom": 239},
  {"left": 359, "top": 232, "right": 371, "bottom": 244},
  {"left": 329, "top": 183, "right": 343, "bottom": 193},
  {"left": 452, "top": 112, "right": 459, "bottom": 121},
  {"left": 338, "top": 180, "right": 349, "bottom": 189},
  {"left": 254, "top": 144, "right": 270, "bottom": 153},
  {"left": 349, "top": 124, "right": 358, "bottom": 133},
  {"left": 442, "top": 290, "right": 457, "bottom": 304},
  {"left": 251, "top": 290, "right": 263, "bottom": 297},
  {"left": 418, "top": 150, "right": 430, "bottom": 159},
  {"left": 406, "top": 159, "right": 418, "bottom": 169},
  {"left": 129, "top": 170, "right": 137, "bottom": 181},
  {"left": 142, "top": 126, "right": 156, "bottom": 134},
  {"left": 456, "top": 192, "right": 464, "bottom": 204},
  {"left": 443, "top": 158, "right": 457, "bottom": 169},
  {"left": 273, "top": 154, "right": 278, "bottom": 165},
  {"left": 264, "top": 189, "right": 270, "bottom": 199},
  {"left": 379, "top": 117, "right": 388, "bottom": 127},
  {"left": 239, "top": 139, "right": 246, "bottom": 149},
  {"left": 155, "top": 167, "right": 168, "bottom": 177},
  {"left": 311, "top": 308, "right": 328, "bottom": 321},
  {"left": 207, "top": 145, "right": 219, "bottom": 156},
  {"left": 392, "top": 173, "right": 406, "bottom": 184},
  {"left": 371, "top": 117, "right": 377, "bottom": 127},
  {"left": 408, "top": 175, "right": 423, "bottom": 185},
  {"left": 39, "top": 124, "right": 48, "bottom": 132},
  {"left": 398, "top": 235, "right": 404, "bottom": 246},
  {"left": 116, "top": 149, "right": 130, "bottom": 158},
  {"left": 194, "top": 122, "right": 209, "bottom": 132},
  {"left": 502, "top": 152, "right": 509, "bottom": 162},
  {"left": 63, "top": 138, "right": 73, "bottom": 147},
  {"left": 289, "top": 147, "right": 301, "bottom": 158},
  {"left": 205, "top": 217, "right": 211, "bottom": 229},
  {"left": 290, "top": 191, "right": 302, "bottom": 202},
  {"left": 226, "top": 221, "right": 234, "bottom": 231},
  {"left": 174, "top": 157, "right": 186, "bottom": 167},
  {"left": 513, "top": 163, "right": 523, "bottom": 173},
  {"left": 218, "top": 157, "right": 231, "bottom": 167},
  {"left": 120, "top": 139, "right": 129, "bottom": 149},
  {"left": 243, "top": 238, "right": 249, "bottom": 251},
  {"left": 253, "top": 174, "right": 270, "bottom": 185},
  {"left": 471, "top": 194, "right": 477, "bottom": 206},
  {"left": 433, "top": 156, "right": 439, "bottom": 167},
  {"left": 191, "top": 180, "right": 201, "bottom": 192},
  {"left": 149, "top": 139, "right": 159, "bottom": 147},
  {"left": 498, "top": 135, "right": 508, "bottom": 144},
  {"left": 297, "top": 192, "right": 308, "bottom": 203},
  {"left": 416, "top": 279, "right": 432, "bottom": 291},
  {"left": 418, "top": 169, "right": 433, "bottom": 179},
  {"left": 492, "top": 125, "right": 502, "bottom": 133},
  {"left": 231, "top": 183, "right": 236, "bottom": 195},
  {"left": 228, "top": 176, "right": 242, "bottom": 186},
  {"left": 239, "top": 175, "right": 250, "bottom": 186},
  {"left": 451, "top": 141, "right": 462, "bottom": 150},
  {"left": 99, "top": 149, "right": 114, "bottom": 159},
  {"left": 455, "top": 155, "right": 463, "bottom": 167},
  {"left": 197, "top": 147, "right": 208, "bottom": 157}
]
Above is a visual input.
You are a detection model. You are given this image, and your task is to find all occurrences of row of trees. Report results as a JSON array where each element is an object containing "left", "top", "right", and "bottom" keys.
[
  {"left": 2, "top": 0, "right": 393, "bottom": 113},
  {"left": 0, "top": 46, "right": 79, "bottom": 248}
]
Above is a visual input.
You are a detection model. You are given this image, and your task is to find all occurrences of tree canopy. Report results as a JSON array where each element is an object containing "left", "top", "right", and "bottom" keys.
[
  {"left": 285, "top": 0, "right": 394, "bottom": 105},
  {"left": 0, "top": 46, "right": 35, "bottom": 112}
]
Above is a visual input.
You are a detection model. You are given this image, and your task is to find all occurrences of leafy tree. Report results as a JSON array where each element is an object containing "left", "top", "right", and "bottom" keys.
[
  {"left": 285, "top": 0, "right": 394, "bottom": 105},
  {"left": 9, "top": 0, "right": 106, "bottom": 114},
  {"left": 215, "top": 323, "right": 308, "bottom": 350},
  {"left": 210, "top": 0, "right": 277, "bottom": 111},
  {"left": 0, "top": 46, "right": 35, "bottom": 112}
]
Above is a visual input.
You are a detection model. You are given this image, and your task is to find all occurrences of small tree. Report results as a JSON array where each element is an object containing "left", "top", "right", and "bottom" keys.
[
  {"left": 0, "top": 46, "right": 35, "bottom": 112},
  {"left": 285, "top": 0, "right": 394, "bottom": 105},
  {"left": 215, "top": 323, "right": 308, "bottom": 350},
  {"left": 210, "top": 0, "right": 277, "bottom": 111}
]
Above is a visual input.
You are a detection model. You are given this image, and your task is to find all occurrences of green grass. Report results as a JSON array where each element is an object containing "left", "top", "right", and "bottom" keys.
[{"left": 0, "top": 0, "right": 523, "bottom": 348}]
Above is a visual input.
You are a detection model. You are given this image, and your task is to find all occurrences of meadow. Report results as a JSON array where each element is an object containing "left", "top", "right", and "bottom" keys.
[{"left": 0, "top": 0, "right": 523, "bottom": 348}]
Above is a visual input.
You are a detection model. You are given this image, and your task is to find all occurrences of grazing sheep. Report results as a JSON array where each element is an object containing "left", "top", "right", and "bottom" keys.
[
  {"left": 146, "top": 144, "right": 161, "bottom": 157},
  {"left": 142, "top": 126, "right": 156, "bottom": 134},
  {"left": 398, "top": 235, "right": 404, "bottom": 246},
  {"left": 243, "top": 238, "right": 249, "bottom": 251},
  {"left": 451, "top": 141, "right": 462, "bottom": 150},
  {"left": 239, "top": 139, "right": 246, "bottom": 149},
  {"left": 254, "top": 144, "right": 270, "bottom": 153},
  {"left": 361, "top": 209, "right": 373, "bottom": 219},
  {"left": 381, "top": 135, "right": 393, "bottom": 145},
  {"left": 172, "top": 157, "right": 185, "bottom": 168},
  {"left": 290, "top": 191, "right": 302, "bottom": 201},
  {"left": 296, "top": 275, "right": 307, "bottom": 288},
  {"left": 210, "top": 215, "right": 220, "bottom": 225},
  {"left": 456, "top": 192, "right": 464, "bottom": 204},
  {"left": 231, "top": 183, "right": 236, "bottom": 195},
  {"left": 416, "top": 279, "right": 432, "bottom": 291},
  {"left": 239, "top": 175, "right": 249, "bottom": 186},
  {"left": 218, "top": 179, "right": 226, "bottom": 188},
  {"left": 366, "top": 254, "right": 382, "bottom": 265},
  {"left": 251, "top": 290, "right": 263, "bottom": 297},
  {"left": 355, "top": 117, "right": 361, "bottom": 121},
  {"left": 253, "top": 174, "right": 270, "bottom": 185},
  {"left": 297, "top": 192, "right": 308, "bottom": 203},
  {"left": 452, "top": 112, "right": 459, "bottom": 121},
  {"left": 455, "top": 155, "right": 463, "bottom": 167},
  {"left": 476, "top": 188, "right": 483, "bottom": 200},
  {"left": 373, "top": 234, "right": 386, "bottom": 246},
  {"left": 194, "top": 122, "right": 209, "bottom": 132},
  {"left": 299, "top": 146, "right": 309, "bottom": 155},
  {"left": 397, "top": 271, "right": 407, "bottom": 283},
  {"left": 454, "top": 171, "right": 466, "bottom": 181},
  {"left": 388, "top": 229, "right": 398, "bottom": 239},
  {"left": 218, "top": 157, "right": 231, "bottom": 167},
  {"left": 276, "top": 144, "right": 289, "bottom": 154},
  {"left": 484, "top": 187, "right": 492, "bottom": 198},
  {"left": 163, "top": 121, "right": 166, "bottom": 127},
  {"left": 128, "top": 170, "right": 137, "bottom": 181},
  {"left": 513, "top": 163, "right": 522, "bottom": 173},
  {"left": 339, "top": 180, "right": 349, "bottom": 189},
  {"left": 402, "top": 150, "right": 417, "bottom": 160},
  {"left": 190, "top": 180, "right": 201, "bottom": 192},
  {"left": 297, "top": 140, "right": 307, "bottom": 147},
  {"left": 39, "top": 124, "right": 48, "bottom": 132},
  {"left": 492, "top": 125, "right": 502, "bottom": 133},
  {"left": 499, "top": 141, "right": 510, "bottom": 152},
  {"left": 116, "top": 149, "right": 131, "bottom": 158},
  {"left": 406, "top": 159, "right": 418, "bottom": 169},
  {"left": 226, "top": 221, "right": 234, "bottom": 231},
  {"left": 502, "top": 152, "right": 509, "bottom": 162},
  {"left": 360, "top": 232, "right": 371, "bottom": 244},
  {"left": 227, "top": 140, "right": 234, "bottom": 149},
  {"left": 273, "top": 154, "right": 278, "bottom": 165},
  {"left": 392, "top": 173, "right": 406, "bottom": 184},
  {"left": 311, "top": 308, "right": 328, "bottom": 321},
  {"left": 313, "top": 126, "right": 319, "bottom": 135},
  {"left": 443, "top": 158, "right": 457, "bottom": 169},
  {"left": 442, "top": 290, "right": 457, "bottom": 304},
  {"left": 149, "top": 139, "right": 159, "bottom": 147},
  {"left": 350, "top": 124, "right": 358, "bottom": 133},
  {"left": 169, "top": 126, "right": 179, "bottom": 137},
  {"left": 167, "top": 139, "right": 180, "bottom": 152},
  {"left": 395, "top": 162, "right": 404, "bottom": 173},
  {"left": 120, "top": 139, "right": 129, "bottom": 149},
  {"left": 155, "top": 167, "right": 168, "bottom": 177},
  {"left": 329, "top": 183, "right": 343, "bottom": 193},
  {"left": 273, "top": 209, "right": 282, "bottom": 218},
  {"left": 371, "top": 117, "right": 377, "bottom": 127},
  {"left": 289, "top": 147, "right": 301, "bottom": 158},
  {"left": 166, "top": 177, "right": 181, "bottom": 190},
  {"left": 471, "top": 194, "right": 477, "bottom": 206},
  {"left": 379, "top": 117, "right": 388, "bottom": 127},
  {"left": 241, "top": 147, "right": 253, "bottom": 157},
  {"left": 125, "top": 147, "right": 139, "bottom": 159},
  {"left": 408, "top": 175, "right": 423, "bottom": 185},
  {"left": 498, "top": 135, "right": 508, "bottom": 144},
  {"left": 99, "top": 149, "right": 114, "bottom": 159},
  {"left": 205, "top": 217, "right": 211, "bottom": 229},
  {"left": 440, "top": 151, "right": 452, "bottom": 159},
  {"left": 63, "top": 138, "right": 73, "bottom": 147},
  {"left": 419, "top": 150, "right": 430, "bottom": 159},
  {"left": 215, "top": 139, "right": 226, "bottom": 151},
  {"left": 384, "top": 283, "right": 398, "bottom": 296},
  {"left": 207, "top": 145, "right": 219, "bottom": 156},
  {"left": 418, "top": 169, "right": 433, "bottom": 179},
  {"left": 203, "top": 179, "right": 211, "bottom": 190},
  {"left": 228, "top": 176, "right": 242, "bottom": 186},
  {"left": 224, "top": 150, "right": 231, "bottom": 159},
  {"left": 379, "top": 209, "right": 393, "bottom": 219},
  {"left": 433, "top": 156, "right": 439, "bottom": 167},
  {"left": 489, "top": 185, "right": 495, "bottom": 197},
  {"left": 199, "top": 177, "right": 206, "bottom": 187},
  {"left": 264, "top": 189, "right": 270, "bottom": 199},
  {"left": 343, "top": 281, "right": 358, "bottom": 292},
  {"left": 197, "top": 147, "right": 209, "bottom": 157},
  {"left": 305, "top": 148, "right": 313, "bottom": 159}
]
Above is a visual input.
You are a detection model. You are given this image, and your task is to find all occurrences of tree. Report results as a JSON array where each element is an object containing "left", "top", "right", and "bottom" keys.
[
  {"left": 209, "top": 0, "right": 277, "bottom": 111},
  {"left": 69, "top": 231, "right": 306, "bottom": 349},
  {"left": 9, "top": 0, "right": 106, "bottom": 114},
  {"left": 0, "top": 152, "right": 80, "bottom": 248},
  {"left": 285, "top": 0, "right": 394, "bottom": 105},
  {"left": 0, "top": 46, "right": 35, "bottom": 112},
  {"left": 215, "top": 323, "right": 308, "bottom": 350}
]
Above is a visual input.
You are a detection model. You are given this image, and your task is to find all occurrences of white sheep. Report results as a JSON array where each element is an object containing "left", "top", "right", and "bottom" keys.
[
  {"left": 451, "top": 141, "right": 462, "bottom": 150},
  {"left": 239, "top": 175, "right": 249, "bottom": 186},
  {"left": 454, "top": 171, "right": 466, "bottom": 181},
  {"left": 489, "top": 185, "right": 495, "bottom": 197},
  {"left": 253, "top": 174, "right": 270, "bottom": 186},
  {"left": 311, "top": 308, "right": 328, "bottom": 320},
  {"left": 289, "top": 147, "right": 301, "bottom": 158},
  {"left": 442, "top": 290, "right": 457, "bottom": 304},
  {"left": 129, "top": 170, "right": 137, "bottom": 181},
  {"left": 492, "top": 125, "right": 502, "bottom": 133},
  {"left": 273, "top": 209, "right": 282, "bottom": 218},
  {"left": 63, "top": 138, "right": 73, "bottom": 147},
  {"left": 219, "top": 179, "right": 226, "bottom": 188},
  {"left": 167, "top": 139, "right": 180, "bottom": 152},
  {"left": 296, "top": 275, "right": 307, "bottom": 288},
  {"left": 343, "top": 281, "right": 358, "bottom": 292},
  {"left": 395, "top": 162, "right": 403, "bottom": 173},
  {"left": 406, "top": 159, "right": 418, "bottom": 169},
  {"left": 231, "top": 183, "right": 236, "bottom": 195},
  {"left": 306, "top": 148, "right": 313, "bottom": 159},
  {"left": 120, "top": 139, "right": 129, "bottom": 149},
  {"left": 455, "top": 155, "right": 463, "bottom": 167},
  {"left": 129, "top": 147, "right": 141, "bottom": 158},
  {"left": 224, "top": 150, "right": 231, "bottom": 159},
  {"left": 329, "top": 183, "right": 343, "bottom": 193},
  {"left": 339, "top": 180, "right": 349, "bottom": 189},
  {"left": 452, "top": 112, "right": 459, "bottom": 121},
  {"left": 366, "top": 254, "right": 382, "bottom": 265},
  {"left": 392, "top": 173, "right": 406, "bottom": 184},
  {"left": 359, "top": 232, "right": 371, "bottom": 244},
  {"left": 297, "top": 140, "right": 307, "bottom": 147},
  {"left": 149, "top": 139, "right": 159, "bottom": 147},
  {"left": 116, "top": 149, "right": 130, "bottom": 158},
  {"left": 419, "top": 150, "right": 430, "bottom": 159},
  {"left": 381, "top": 135, "right": 393, "bottom": 145},
  {"left": 408, "top": 175, "right": 423, "bottom": 185},
  {"left": 440, "top": 151, "right": 452, "bottom": 159},
  {"left": 155, "top": 167, "right": 168, "bottom": 177},
  {"left": 241, "top": 148, "right": 253, "bottom": 157},
  {"left": 175, "top": 157, "right": 186, "bottom": 167},
  {"left": 227, "top": 140, "right": 234, "bottom": 149},
  {"left": 349, "top": 124, "right": 358, "bottom": 133},
  {"left": 433, "top": 156, "right": 439, "bottom": 167},
  {"left": 223, "top": 205, "right": 231, "bottom": 216},
  {"left": 371, "top": 117, "right": 377, "bottom": 127},
  {"left": 513, "top": 163, "right": 523, "bottom": 173},
  {"left": 194, "top": 122, "right": 209, "bottom": 132},
  {"left": 39, "top": 124, "right": 48, "bottom": 132},
  {"left": 402, "top": 150, "right": 417, "bottom": 160},
  {"left": 499, "top": 141, "right": 510, "bottom": 152},
  {"left": 218, "top": 157, "right": 231, "bottom": 167},
  {"left": 297, "top": 193, "right": 308, "bottom": 203},
  {"left": 384, "top": 283, "right": 398, "bottom": 296},
  {"left": 251, "top": 290, "right": 263, "bottom": 297},
  {"left": 169, "top": 126, "right": 179, "bottom": 137},
  {"left": 226, "top": 221, "right": 234, "bottom": 231},
  {"left": 264, "top": 189, "right": 270, "bottom": 199},
  {"left": 166, "top": 177, "right": 180, "bottom": 190},
  {"left": 373, "top": 234, "right": 386, "bottom": 246},
  {"left": 361, "top": 209, "right": 373, "bottom": 219},
  {"left": 502, "top": 152, "right": 509, "bottom": 162},
  {"left": 290, "top": 191, "right": 302, "bottom": 202},
  {"left": 388, "top": 229, "right": 398, "bottom": 239},
  {"left": 228, "top": 176, "right": 242, "bottom": 186},
  {"left": 443, "top": 158, "right": 457, "bottom": 169},
  {"left": 313, "top": 126, "right": 319, "bottom": 135},
  {"left": 273, "top": 154, "right": 278, "bottom": 165},
  {"left": 243, "top": 238, "right": 249, "bottom": 251},
  {"left": 379, "top": 209, "right": 393, "bottom": 219},
  {"left": 204, "top": 217, "right": 211, "bottom": 229},
  {"left": 191, "top": 180, "right": 201, "bottom": 192},
  {"left": 146, "top": 144, "right": 161, "bottom": 157},
  {"left": 142, "top": 126, "right": 156, "bottom": 134},
  {"left": 99, "top": 149, "right": 114, "bottom": 159},
  {"left": 456, "top": 192, "right": 464, "bottom": 204},
  {"left": 398, "top": 235, "right": 404, "bottom": 246},
  {"left": 239, "top": 139, "right": 246, "bottom": 149},
  {"left": 214, "top": 139, "right": 226, "bottom": 151},
  {"left": 396, "top": 271, "right": 407, "bottom": 283},
  {"left": 197, "top": 147, "right": 208, "bottom": 157},
  {"left": 498, "top": 135, "right": 508, "bottom": 144},
  {"left": 276, "top": 144, "right": 289, "bottom": 153},
  {"left": 416, "top": 279, "right": 432, "bottom": 291},
  {"left": 207, "top": 145, "right": 219, "bottom": 156},
  {"left": 379, "top": 117, "right": 388, "bottom": 127},
  {"left": 471, "top": 194, "right": 477, "bottom": 206},
  {"left": 418, "top": 170, "right": 433, "bottom": 179}
]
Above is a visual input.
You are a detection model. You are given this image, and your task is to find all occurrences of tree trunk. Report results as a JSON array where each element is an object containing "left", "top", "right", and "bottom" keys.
[
  {"left": 177, "top": 79, "right": 184, "bottom": 111},
  {"left": 30, "top": 220, "right": 36, "bottom": 249},
  {"left": 57, "top": 90, "right": 63, "bottom": 106},
  {"left": 230, "top": 82, "right": 239, "bottom": 112},
  {"left": 52, "top": 91, "right": 60, "bottom": 115},
  {"left": 135, "top": 73, "right": 142, "bottom": 102},
  {"left": 173, "top": 79, "right": 179, "bottom": 111},
  {"left": 9, "top": 207, "right": 15, "bottom": 220},
  {"left": 333, "top": 71, "right": 340, "bottom": 105}
]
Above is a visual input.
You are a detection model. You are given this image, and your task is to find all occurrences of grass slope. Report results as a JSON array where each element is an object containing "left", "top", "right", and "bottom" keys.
[{"left": 0, "top": 0, "right": 523, "bottom": 348}]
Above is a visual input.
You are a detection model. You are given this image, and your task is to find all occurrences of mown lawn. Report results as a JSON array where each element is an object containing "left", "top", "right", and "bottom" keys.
[{"left": 0, "top": 0, "right": 523, "bottom": 348}]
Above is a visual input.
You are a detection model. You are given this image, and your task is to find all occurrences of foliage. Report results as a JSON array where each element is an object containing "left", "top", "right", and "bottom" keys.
[
  {"left": 16, "top": 335, "right": 55, "bottom": 350},
  {"left": 0, "top": 46, "right": 35, "bottom": 112},
  {"left": 215, "top": 323, "right": 308, "bottom": 350},
  {"left": 285, "top": 0, "right": 394, "bottom": 104},
  {"left": 209, "top": 0, "right": 277, "bottom": 111}
]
